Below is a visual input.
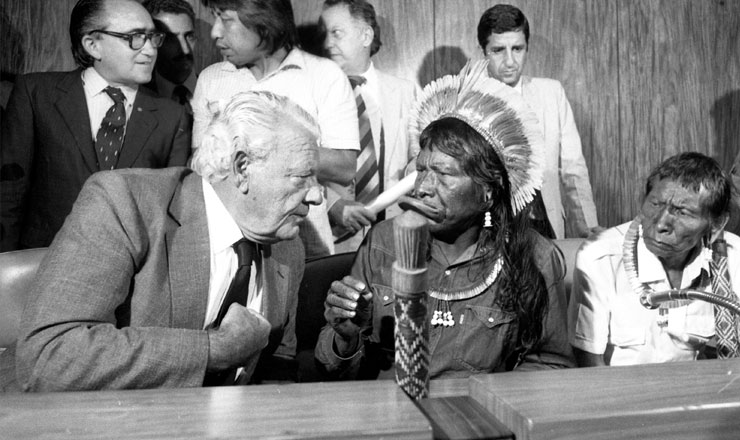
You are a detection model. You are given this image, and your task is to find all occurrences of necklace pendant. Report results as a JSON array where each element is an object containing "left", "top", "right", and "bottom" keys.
[
  {"left": 444, "top": 311, "right": 455, "bottom": 327},
  {"left": 431, "top": 310, "right": 442, "bottom": 327}
]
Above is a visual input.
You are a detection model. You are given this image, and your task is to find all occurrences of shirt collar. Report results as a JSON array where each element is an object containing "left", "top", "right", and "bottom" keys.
[
  {"left": 636, "top": 231, "right": 710, "bottom": 288},
  {"left": 218, "top": 47, "right": 304, "bottom": 80},
  {"left": 430, "top": 237, "right": 493, "bottom": 268},
  {"left": 82, "top": 66, "right": 138, "bottom": 105},
  {"left": 354, "top": 61, "right": 380, "bottom": 105},
  {"left": 512, "top": 78, "right": 524, "bottom": 95},
  {"left": 202, "top": 178, "right": 244, "bottom": 254},
  {"left": 154, "top": 70, "right": 197, "bottom": 99}
]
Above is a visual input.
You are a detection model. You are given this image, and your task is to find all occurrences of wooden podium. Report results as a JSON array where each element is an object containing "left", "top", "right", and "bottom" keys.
[{"left": 468, "top": 358, "right": 740, "bottom": 440}]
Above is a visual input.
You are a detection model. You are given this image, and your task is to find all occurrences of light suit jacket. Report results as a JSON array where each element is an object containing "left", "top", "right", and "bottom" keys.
[
  {"left": 521, "top": 76, "right": 598, "bottom": 238},
  {"left": 376, "top": 70, "right": 419, "bottom": 219},
  {"left": 333, "top": 70, "right": 417, "bottom": 252},
  {"left": 2, "top": 168, "right": 302, "bottom": 392},
  {"left": 0, "top": 70, "right": 191, "bottom": 251}
]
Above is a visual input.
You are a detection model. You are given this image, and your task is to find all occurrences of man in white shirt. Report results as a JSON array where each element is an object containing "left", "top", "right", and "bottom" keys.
[
  {"left": 569, "top": 152, "right": 740, "bottom": 366},
  {"left": 193, "top": 0, "right": 359, "bottom": 258},
  {"left": 320, "top": 0, "right": 418, "bottom": 252},
  {"left": 477, "top": 4, "right": 599, "bottom": 239}
]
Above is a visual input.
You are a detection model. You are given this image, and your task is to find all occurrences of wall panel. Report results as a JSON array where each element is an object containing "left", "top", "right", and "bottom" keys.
[
  {"left": 1, "top": 0, "right": 77, "bottom": 76},
  {"left": 617, "top": 0, "right": 740, "bottom": 223},
  {"left": 1, "top": 0, "right": 739, "bottom": 229}
]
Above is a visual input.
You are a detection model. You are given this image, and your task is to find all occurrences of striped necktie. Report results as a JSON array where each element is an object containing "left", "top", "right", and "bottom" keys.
[
  {"left": 348, "top": 76, "right": 381, "bottom": 206},
  {"left": 96, "top": 86, "right": 126, "bottom": 170},
  {"left": 710, "top": 238, "right": 740, "bottom": 358}
]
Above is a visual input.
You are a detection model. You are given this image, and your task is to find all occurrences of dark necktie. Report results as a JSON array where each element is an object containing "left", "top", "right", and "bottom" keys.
[
  {"left": 214, "top": 238, "right": 256, "bottom": 327},
  {"left": 172, "top": 84, "right": 192, "bottom": 114},
  {"left": 710, "top": 238, "right": 739, "bottom": 358},
  {"left": 96, "top": 86, "right": 126, "bottom": 171},
  {"left": 348, "top": 76, "right": 381, "bottom": 208},
  {"left": 204, "top": 238, "right": 256, "bottom": 386}
]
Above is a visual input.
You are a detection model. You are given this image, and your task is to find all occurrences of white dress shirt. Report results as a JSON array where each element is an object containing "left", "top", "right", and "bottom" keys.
[{"left": 201, "top": 178, "right": 263, "bottom": 329}]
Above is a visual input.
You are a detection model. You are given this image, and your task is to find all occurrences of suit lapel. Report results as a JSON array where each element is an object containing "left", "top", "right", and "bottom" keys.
[
  {"left": 259, "top": 243, "right": 289, "bottom": 324},
  {"left": 166, "top": 172, "right": 210, "bottom": 329},
  {"left": 54, "top": 70, "right": 97, "bottom": 172},
  {"left": 118, "top": 90, "right": 158, "bottom": 168}
]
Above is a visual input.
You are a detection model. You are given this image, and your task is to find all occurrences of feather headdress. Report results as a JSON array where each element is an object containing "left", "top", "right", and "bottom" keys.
[{"left": 409, "top": 60, "right": 544, "bottom": 215}]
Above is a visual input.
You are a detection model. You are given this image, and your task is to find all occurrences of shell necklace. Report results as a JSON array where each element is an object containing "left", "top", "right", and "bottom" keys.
[
  {"left": 429, "top": 256, "right": 504, "bottom": 327},
  {"left": 622, "top": 217, "right": 692, "bottom": 327}
]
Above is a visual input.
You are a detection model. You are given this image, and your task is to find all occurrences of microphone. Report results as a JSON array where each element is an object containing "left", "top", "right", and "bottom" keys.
[{"left": 392, "top": 210, "right": 430, "bottom": 399}]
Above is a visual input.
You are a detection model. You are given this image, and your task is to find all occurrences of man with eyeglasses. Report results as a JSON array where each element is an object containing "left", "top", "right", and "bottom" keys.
[
  {"left": 0, "top": 0, "right": 191, "bottom": 251},
  {"left": 142, "top": 0, "right": 198, "bottom": 113},
  {"left": 478, "top": 4, "right": 600, "bottom": 239}
]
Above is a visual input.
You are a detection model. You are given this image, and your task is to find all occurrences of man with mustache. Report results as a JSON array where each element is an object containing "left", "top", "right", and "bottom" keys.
[
  {"left": 0, "top": 0, "right": 191, "bottom": 251},
  {"left": 142, "top": 0, "right": 198, "bottom": 114},
  {"left": 0, "top": 91, "right": 322, "bottom": 391},
  {"left": 570, "top": 152, "right": 740, "bottom": 366}
]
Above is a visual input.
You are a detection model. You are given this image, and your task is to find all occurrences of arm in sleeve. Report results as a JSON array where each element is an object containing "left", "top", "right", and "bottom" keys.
[
  {"left": 165, "top": 105, "right": 192, "bottom": 166},
  {"left": 556, "top": 83, "right": 599, "bottom": 237},
  {"left": 1, "top": 76, "right": 34, "bottom": 251},
  {"left": 568, "top": 239, "right": 612, "bottom": 357},
  {"left": 15, "top": 173, "right": 210, "bottom": 391},
  {"left": 517, "top": 240, "right": 577, "bottom": 370},
  {"left": 190, "top": 74, "right": 213, "bottom": 151},
  {"left": 312, "top": 63, "right": 359, "bottom": 185},
  {"left": 314, "top": 232, "right": 375, "bottom": 379}
]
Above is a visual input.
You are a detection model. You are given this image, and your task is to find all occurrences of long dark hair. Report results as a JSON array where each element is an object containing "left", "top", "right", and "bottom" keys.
[{"left": 419, "top": 117, "right": 548, "bottom": 349}]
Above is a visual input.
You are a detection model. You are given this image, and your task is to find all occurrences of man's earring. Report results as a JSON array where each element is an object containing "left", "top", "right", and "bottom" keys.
[{"left": 483, "top": 211, "right": 493, "bottom": 228}]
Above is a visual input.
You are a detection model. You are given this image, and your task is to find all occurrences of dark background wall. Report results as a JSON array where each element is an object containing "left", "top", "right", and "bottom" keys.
[{"left": 2, "top": 0, "right": 739, "bottom": 228}]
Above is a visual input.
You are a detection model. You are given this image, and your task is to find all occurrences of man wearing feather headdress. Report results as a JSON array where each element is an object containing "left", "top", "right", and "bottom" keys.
[
  {"left": 478, "top": 4, "right": 599, "bottom": 239},
  {"left": 315, "top": 61, "right": 575, "bottom": 380}
]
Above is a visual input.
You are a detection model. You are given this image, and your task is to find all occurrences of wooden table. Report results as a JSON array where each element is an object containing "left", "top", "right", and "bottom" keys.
[
  {"left": 4, "top": 359, "right": 740, "bottom": 439},
  {"left": 470, "top": 358, "right": 740, "bottom": 440},
  {"left": 0, "top": 381, "right": 432, "bottom": 439}
]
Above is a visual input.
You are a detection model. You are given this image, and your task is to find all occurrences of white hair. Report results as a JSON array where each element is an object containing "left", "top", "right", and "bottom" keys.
[{"left": 191, "top": 91, "right": 320, "bottom": 182}]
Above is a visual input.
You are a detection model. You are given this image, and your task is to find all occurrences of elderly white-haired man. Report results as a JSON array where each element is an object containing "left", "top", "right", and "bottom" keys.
[{"left": 0, "top": 91, "right": 322, "bottom": 392}]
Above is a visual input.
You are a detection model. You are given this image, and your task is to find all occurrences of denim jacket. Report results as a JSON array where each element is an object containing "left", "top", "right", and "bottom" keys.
[{"left": 315, "top": 220, "right": 576, "bottom": 380}]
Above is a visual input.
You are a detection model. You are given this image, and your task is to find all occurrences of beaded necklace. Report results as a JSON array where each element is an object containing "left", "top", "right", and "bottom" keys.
[{"left": 429, "top": 256, "right": 504, "bottom": 327}]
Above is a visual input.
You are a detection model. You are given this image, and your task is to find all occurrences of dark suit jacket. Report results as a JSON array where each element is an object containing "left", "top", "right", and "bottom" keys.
[
  {"left": 0, "top": 69, "right": 192, "bottom": 251},
  {"left": 0, "top": 168, "right": 303, "bottom": 391}
]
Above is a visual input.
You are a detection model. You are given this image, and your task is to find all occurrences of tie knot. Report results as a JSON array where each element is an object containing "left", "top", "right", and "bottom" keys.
[
  {"left": 104, "top": 86, "right": 125, "bottom": 104},
  {"left": 172, "top": 85, "right": 190, "bottom": 105},
  {"left": 233, "top": 238, "right": 255, "bottom": 268},
  {"left": 348, "top": 75, "right": 366, "bottom": 88}
]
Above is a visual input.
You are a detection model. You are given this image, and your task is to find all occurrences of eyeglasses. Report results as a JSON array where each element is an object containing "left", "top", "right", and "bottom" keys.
[{"left": 91, "top": 30, "right": 166, "bottom": 50}]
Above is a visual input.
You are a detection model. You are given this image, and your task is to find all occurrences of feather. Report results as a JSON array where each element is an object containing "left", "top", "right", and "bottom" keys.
[{"left": 408, "top": 60, "right": 544, "bottom": 215}]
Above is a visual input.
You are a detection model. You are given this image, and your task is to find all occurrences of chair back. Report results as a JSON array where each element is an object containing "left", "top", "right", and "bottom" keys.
[
  {"left": 296, "top": 252, "right": 355, "bottom": 381},
  {"left": 0, "top": 248, "right": 47, "bottom": 348}
]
